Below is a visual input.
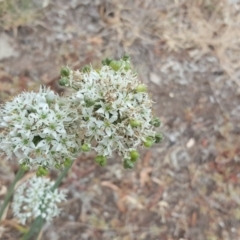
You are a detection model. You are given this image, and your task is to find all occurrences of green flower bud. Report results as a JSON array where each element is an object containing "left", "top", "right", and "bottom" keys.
[
  {"left": 150, "top": 117, "right": 161, "bottom": 127},
  {"left": 95, "top": 155, "right": 107, "bottom": 166},
  {"left": 60, "top": 67, "right": 70, "bottom": 77},
  {"left": 110, "top": 60, "right": 122, "bottom": 71},
  {"left": 20, "top": 163, "right": 29, "bottom": 171},
  {"left": 130, "top": 119, "right": 141, "bottom": 128},
  {"left": 143, "top": 137, "right": 154, "bottom": 148},
  {"left": 81, "top": 144, "right": 90, "bottom": 152},
  {"left": 63, "top": 158, "right": 72, "bottom": 167},
  {"left": 123, "top": 159, "right": 134, "bottom": 169},
  {"left": 102, "top": 57, "right": 112, "bottom": 66},
  {"left": 59, "top": 77, "right": 69, "bottom": 86},
  {"left": 154, "top": 133, "right": 164, "bottom": 143},
  {"left": 55, "top": 163, "right": 62, "bottom": 170},
  {"left": 82, "top": 65, "right": 91, "bottom": 73},
  {"left": 136, "top": 84, "right": 147, "bottom": 93},
  {"left": 122, "top": 54, "right": 130, "bottom": 61},
  {"left": 84, "top": 97, "right": 95, "bottom": 107},
  {"left": 130, "top": 150, "right": 139, "bottom": 162},
  {"left": 36, "top": 166, "right": 48, "bottom": 177},
  {"left": 124, "top": 62, "right": 131, "bottom": 71}
]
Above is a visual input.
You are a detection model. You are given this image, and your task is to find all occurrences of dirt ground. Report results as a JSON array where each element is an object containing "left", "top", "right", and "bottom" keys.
[{"left": 1, "top": 0, "right": 240, "bottom": 239}]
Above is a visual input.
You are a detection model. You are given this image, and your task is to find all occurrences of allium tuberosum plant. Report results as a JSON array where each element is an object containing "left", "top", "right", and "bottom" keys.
[{"left": 0, "top": 55, "right": 163, "bottom": 239}]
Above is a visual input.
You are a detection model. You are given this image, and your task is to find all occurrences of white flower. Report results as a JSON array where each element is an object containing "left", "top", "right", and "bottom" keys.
[
  {"left": 12, "top": 176, "right": 66, "bottom": 225},
  {"left": 67, "top": 60, "right": 158, "bottom": 161},
  {"left": 0, "top": 86, "right": 82, "bottom": 169}
]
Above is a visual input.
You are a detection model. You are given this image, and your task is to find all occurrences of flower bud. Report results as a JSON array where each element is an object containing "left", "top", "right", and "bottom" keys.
[
  {"left": 110, "top": 60, "right": 122, "bottom": 71},
  {"left": 36, "top": 166, "right": 48, "bottom": 177},
  {"left": 95, "top": 155, "right": 107, "bottom": 166},
  {"left": 59, "top": 77, "right": 69, "bottom": 86},
  {"left": 102, "top": 58, "right": 112, "bottom": 66},
  {"left": 123, "top": 159, "right": 134, "bottom": 169},
  {"left": 154, "top": 133, "right": 164, "bottom": 143},
  {"left": 63, "top": 158, "right": 72, "bottom": 167},
  {"left": 124, "top": 62, "right": 131, "bottom": 71},
  {"left": 130, "top": 150, "right": 139, "bottom": 162},
  {"left": 82, "top": 65, "right": 91, "bottom": 73},
  {"left": 60, "top": 67, "right": 70, "bottom": 77},
  {"left": 84, "top": 97, "right": 95, "bottom": 107},
  {"left": 81, "top": 143, "right": 90, "bottom": 152},
  {"left": 130, "top": 119, "right": 141, "bottom": 128},
  {"left": 150, "top": 117, "right": 161, "bottom": 127},
  {"left": 143, "top": 137, "right": 154, "bottom": 148},
  {"left": 122, "top": 54, "right": 130, "bottom": 61},
  {"left": 46, "top": 91, "right": 56, "bottom": 103},
  {"left": 20, "top": 163, "right": 29, "bottom": 171},
  {"left": 136, "top": 84, "right": 147, "bottom": 93},
  {"left": 55, "top": 163, "right": 62, "bottom": 169}
]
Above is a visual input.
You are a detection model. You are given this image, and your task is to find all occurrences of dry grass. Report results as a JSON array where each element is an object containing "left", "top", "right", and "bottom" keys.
[
  {"left": 0, "top": 0, "right": 44, "bottom": 33},
  {"left": 101, "top": 0, "right": 240, "bottom": 85}
]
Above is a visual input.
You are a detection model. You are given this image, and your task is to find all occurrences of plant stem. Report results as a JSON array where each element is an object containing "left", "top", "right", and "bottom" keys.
[
  {"left": 51, "top": 162, "right": 72, "bottom": 190},
  {"left": 21, "top": 216, "right": 43, "bottom": 240},
  {"left": 22, "top": 162, "right": 73, "bottom": 240},
  {"left": 0, "top": 167, "right": 26, "bottom": 220}
]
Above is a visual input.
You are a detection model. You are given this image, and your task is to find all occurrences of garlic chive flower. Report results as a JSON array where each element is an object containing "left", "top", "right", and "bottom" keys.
[
  {"left": 63, "top": 56, "right": 162, "bottom": 167},
  {"left": 12, "top": 176, "right": 66, "bottom": 225},
  {"left": 0, "top": 87, "right": 82, "bottom": 169}
]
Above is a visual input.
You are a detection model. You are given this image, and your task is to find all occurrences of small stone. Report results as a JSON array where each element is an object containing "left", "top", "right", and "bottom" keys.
[{"left": 186, "top": 138, "right": 195, "bottom": 148}]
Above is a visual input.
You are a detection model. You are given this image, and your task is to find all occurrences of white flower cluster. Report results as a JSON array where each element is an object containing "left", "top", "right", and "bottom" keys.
[
  {"left": 0, "top": 87, "right": 81, "bottom": 170},
  {"left": 60, "top": 56, "right": 162, "bottom": 167},
  {"left": 12, "top": 176, "right": 66, "bottom": 224},
  {"left": 0, "top": 56, "right": 162, "bottom": 170}
]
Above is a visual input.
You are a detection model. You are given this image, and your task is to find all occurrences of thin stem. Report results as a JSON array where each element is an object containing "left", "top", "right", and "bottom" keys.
[
  {"left": 22, "top": 162, "right": 73, "bottom": 240},
  {"left": 0, "top": 167, "right": 26, "bottom": 220},
  {"left": 51, "top": 162, "right": 73, "bottom": 191},
  {"left": 21, "top": 216, "right": 43, "bottom": 240}
]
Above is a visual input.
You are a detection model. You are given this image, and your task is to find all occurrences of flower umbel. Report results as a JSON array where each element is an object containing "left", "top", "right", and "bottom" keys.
[
  {"left": 60, "top": 56, "right": 163, "bottom": 168},
  {"left": 12, "top": 176, "right": 66, "bottom": 225},
  {"left": 0, "top": 87, "right": 82, "bottom": 169}
]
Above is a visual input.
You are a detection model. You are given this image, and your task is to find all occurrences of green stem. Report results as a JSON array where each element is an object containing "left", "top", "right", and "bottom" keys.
[
  {"left": 22, "top": 162, "right": 73, "bottom": 240},
  {"left": 0, "top": 167, "right": 26, "bottom": 220},
  {"left": 51, "top": 162, "right": 72, "bottom": 190},
  {"left": 21, "top": 216, "right": 43, "bottom": 240}
]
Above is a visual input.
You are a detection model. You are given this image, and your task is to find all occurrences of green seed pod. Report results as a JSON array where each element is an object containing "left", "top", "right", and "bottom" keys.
[
  {"left": 82, "top": 65, "right": 91, "bottom": 73},
  {"left": 143, "top": 137, "right": 154, "bottom": 148},
  {"left": 130, "top": 150, "right": 139, "bottom": 162},
  {"left": 150, "top": 117, "right": 161, "bottom": 127},
  {"left": 63, "top": 158, "right": 72, "bottom": 167},
  {"left": 60, "top": 67, "right": 70, "bottom": 77},
  {"left": 136, "top": 84, "right": 147, "bottom": 93},
  {"left": 59, "top": 77, "right": 69, "bottom": 86},
  {"left": 122, "top": 54, "right": 130, "bottom": 61},
  {"left": 81, "top": 144, "right": 90, "bottom": 152},
  {"left": 20, "top": 163, "right": 29, "bottom": 171},
  {"left": 154, "top": 133, "right": 164, "bottom": 143},
  {"left": 123, "top": 159, "right": 134, "bottom": 169},
  {"left": 130, "top": 119, "right": 141, "bottom": 128},
  {"left": 102, "top": 57, "right": 112, "bottom": 66},
  {"left": 124, "top": 62, "right": 131, "bottom": 71},
  {"left": 55, "top": 163, "right": 62, "bottom": 170},
  {"left": 95, "top": 155, "right": 107, "bottom": 166},
  {"left": 84, "top": 97, "right": 95, "bottom": 107},
  {"left": 110, "top": 60, "right": 122, "bottom": 71},
  {"left": 36, "top": 166, "right": 48, "bottom": 177}
]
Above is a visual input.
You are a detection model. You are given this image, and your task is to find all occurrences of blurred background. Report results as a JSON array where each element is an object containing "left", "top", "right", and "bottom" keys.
[{"left": 1, "top": 0, "right": 240, "bottom": 239}]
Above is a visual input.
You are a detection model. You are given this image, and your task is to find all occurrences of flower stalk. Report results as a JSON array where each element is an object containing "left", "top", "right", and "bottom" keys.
[
  {"left": 0, "top": 167, "right": 26, "bottom": 220},
  {"left": 22, "top": 163, "right": 72, "bottom": 240}
]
